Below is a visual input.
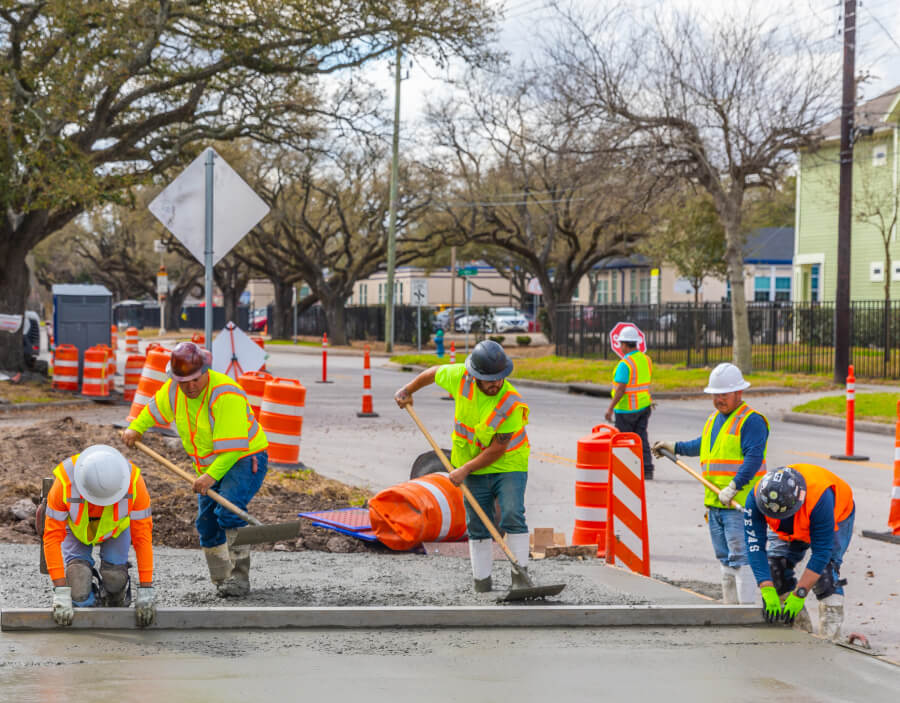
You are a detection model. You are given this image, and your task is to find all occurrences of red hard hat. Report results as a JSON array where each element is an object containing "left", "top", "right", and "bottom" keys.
[{"left": 168, "top": 342, "right": 211, "bottom": 382}]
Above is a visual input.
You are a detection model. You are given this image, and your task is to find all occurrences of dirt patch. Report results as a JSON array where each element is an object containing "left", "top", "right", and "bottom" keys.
[
  {"left": 0, "top": 378, "right": 77, "bottom": 405},
  {"left": 0, "top": 417, "right": 377, "bottom": 554}
]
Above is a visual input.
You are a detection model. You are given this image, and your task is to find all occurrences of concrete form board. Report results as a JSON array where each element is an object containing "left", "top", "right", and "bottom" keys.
[{"left": 1, "top": 604, "right": 761, "bottom": 630}]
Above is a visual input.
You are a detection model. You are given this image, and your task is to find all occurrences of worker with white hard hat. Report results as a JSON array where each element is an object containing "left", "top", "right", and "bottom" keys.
[
  {"left": 605, "top": 324, "right": 654, "bottom": 479},
  {"left": 40, "top": 444, "right": 155, "bottom": 627},
  {"left": 651, "top": 363, "right": 769, "bottom": 605}
]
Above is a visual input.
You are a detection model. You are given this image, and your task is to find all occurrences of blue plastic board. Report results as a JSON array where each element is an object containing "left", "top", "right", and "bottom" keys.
[
  {"left": 298, "top": 507, "right": 371, "bottom": 532},
  {"left": 310, "top": 522, "right": 379, "bottom": 543}
]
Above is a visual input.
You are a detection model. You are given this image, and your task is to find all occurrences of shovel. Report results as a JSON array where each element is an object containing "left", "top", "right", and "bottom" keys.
[
  {"left": 404, "top": 405, "right": 566, "bottom": 602},
  {"left": 656, "top": 447, "right": 744, "bottom": 509},
  {"left": 131, "top": 439, "right": 302, "bottom": 546}
]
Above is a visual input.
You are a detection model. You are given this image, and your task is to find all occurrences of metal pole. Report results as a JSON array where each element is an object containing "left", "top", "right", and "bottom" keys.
[
  {"left": 449, "top": 246, "right": 456, "bottom": 330},
  {"left": 292, "top": 285, "right": 297, "bottom": 344},
  {"left": 464, "top": 277, "right": 469, "bottom": 354},
  {"left": 204, "top": 148, "right": 215, "bottom": 347},
  {"left": 834, "top": 0, "right": 856, "bottom": 384},
  {"left": 417, "top": 303, "right": 421, "bottom": 352},
  {"left": 384, "top": 41, "right": 402, "bottom": 353}
]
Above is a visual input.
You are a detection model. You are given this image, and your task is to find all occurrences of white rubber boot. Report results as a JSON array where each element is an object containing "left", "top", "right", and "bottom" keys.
[
  {"left": 203, "top": 543, "right": 233, "bottom": 587},
  {"left": 506, "top": 533, "right": 531, "bottom": 589},
  {"left": 469, "top": 539, "right": 494, "bottom": 592},
  {"left": 720, "top": 564, "right": 739, "bottom": 604},
  {"left": 819, "top": 594, "right": 844, "bottom": 640},
  {"left": 735, "top": 565, "right": 758, "bottom": 605}
]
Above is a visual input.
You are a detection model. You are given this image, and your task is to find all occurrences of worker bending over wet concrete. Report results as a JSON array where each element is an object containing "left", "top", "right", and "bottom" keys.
[
  {"left": 652, "top": 363, "right": 768, "bottom": 605},
  {"left": 123, "top": 342, "right": 268, "bottom": 598},
  {"left": 745, "top": 464, "right": 855, "bottom": 639},
  {"left": 42, "top": 444, "right": 155, "bottom": 627},
  {"left": 394, "top": 340, "right": 530, "bottom": 593}
]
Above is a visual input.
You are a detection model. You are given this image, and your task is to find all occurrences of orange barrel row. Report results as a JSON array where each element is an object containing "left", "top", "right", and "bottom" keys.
[
  {"left": 127, "top": 347, "right": 172, "bottom": 424},
  {"left": 123, "top": 354, "right": 146, "bottom": 402},
  {"left": 51, "top": 344, "right": 80, "bottom": 391},
  {"left": 81, "top": 346, "right": 109, "bottom": 397},
  {"left": 571, "top": 423, "right": 616, "bottom": 556},
  {"left": 258, "top": 378, "right": 305, "bottom": 465},
  {"left": 368, "top": 473, "right": 467, "bottom": 550},
  {"left": 238, "top": 371, "right": 274, "bottom": 419},
  {"left": 125, "top": 327, "right": 139, "bottom": 353}
]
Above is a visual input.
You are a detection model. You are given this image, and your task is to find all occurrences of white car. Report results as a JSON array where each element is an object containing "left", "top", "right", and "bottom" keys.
[{"left": 492, "top": 307, "right": 528, "bottom": 333}]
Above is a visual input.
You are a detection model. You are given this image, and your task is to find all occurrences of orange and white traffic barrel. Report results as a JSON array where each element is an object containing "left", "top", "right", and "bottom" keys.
[
  {"left": 191, "top": 332, "right": 205, "bottom": 347},
  {"left": 604, "top": 432, "right": 650, "bottom": 575},
  {"left": 357, "top": 344, "right": 378, "bottom": 418},
  {"left": 125, "top": 327, "right": 139, "bottom": 354},
  {"left": 126, "top": 347, "right": 172, "bottom": 424},
  {"left": 238, "top": 370, "right": 274, "bottom": 420},
  {"left": 51, "top": 344, "right": 79, "bottom": 391},
  {"left": 368, "top": 473, "right": 466, "bottom": 550},
  {"left": 572, "top": 423, "right": 615, "bottom": 555},
  {"left": 110, "top": 325, "right": 118, "bottom": 352},
  {"left": 97, "top": 343, "right": 116, "bottom": 379},
  {"left": 259, "top": 378, "right": 306, "bottom": 465},
  {"left": 123, "top": 354, "right": 146, "bottom": 402},
  {"left": 81, "top": 346, "right": 109, "bottom": 397}
]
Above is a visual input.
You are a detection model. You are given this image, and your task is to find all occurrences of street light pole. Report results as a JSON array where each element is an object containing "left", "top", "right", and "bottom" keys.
[{"left": 384, "top": 41, "right": 402, "bottom": 353}]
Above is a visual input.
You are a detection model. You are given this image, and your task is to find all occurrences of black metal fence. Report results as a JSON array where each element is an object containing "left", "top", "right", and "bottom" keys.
[
  {"left": 555, "top": 301, "right": 900, "bottom": 378},
  {"left": 291, "top": 304, "right": 434, "bottom": 345}
]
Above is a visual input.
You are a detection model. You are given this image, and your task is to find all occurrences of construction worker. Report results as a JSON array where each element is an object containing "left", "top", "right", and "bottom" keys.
[
  {"left": 122, "top": 342, "right": 268, "bottom": 598},
  {"left": 651, "top": 363, "right": 769, "bottom": 605},
  {"left": 41, "top": 444, "right": 155, "bottom": 627},
  {"left": 394, "top": 340, "right": 530, "bottom": 593},
  {"left": 745, "top": 464, "right": 855, "bottom": 639},
  {"left": 604, "top": 324, "right": 654, "bottom": 479}
]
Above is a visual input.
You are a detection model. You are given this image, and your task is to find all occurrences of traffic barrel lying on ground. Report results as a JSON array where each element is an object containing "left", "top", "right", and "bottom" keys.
[
  {"left": 123, "top": 354, "right": 146, "bottom": 402},
  {"left": 368, "top": 473, "right": 466, "bottom": 550},
  {"left": 51, "top": 344, "right": 79, "bottom": 391},
  {"left": 125, "top": 327, "right": 139, "bottom": 353},
  {"left": 252, "top": 336, "right": 266, "bottom": 371},
  {"left": 357, "top": 344, "right": 378, "bottom": 417},
  {"left": 259, "top": 378, "right": 306, "bottom": 465},
  {"left": 571, "top": 423, "right": 615, "bottom": 556},
  {"left": 81, "top": 346, "right": 109, "bottom": 398},
  {"left": 238, "top": 370, "right": 274, "bottom": 420},
  {"left": 127, "top": 347, "right": 172, "bottom": 424}
]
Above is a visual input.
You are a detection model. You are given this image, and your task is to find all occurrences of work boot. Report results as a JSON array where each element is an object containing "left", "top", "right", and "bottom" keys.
[
  {"left": 473, "top": 577, "right": 493, "bottom": 593},
  {"left": 735, "top": 565, "right": 757, "bottom": 605},
  {"left": 203, "top": 543, "right": 233, "bottom": 588},
  {"left": 217, "top": 529, "right": 250, "bottom": 598},
  {"left": 510, "top": 566, "right": 532, "bottom": 590},
  {"left": 720, "top": 565, "right": 739, "bottom": 605},
  {"left": 99, "top": 561, "right": 131, "bottom": 607},
  {"left": 65, "top": 559, "right": 95, "bottom": 607},
  {"left": 818, "top": 594, "right": 844, "bottom": 640}
]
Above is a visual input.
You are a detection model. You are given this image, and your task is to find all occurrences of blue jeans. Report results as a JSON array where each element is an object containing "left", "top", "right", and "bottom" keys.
[
  {"left": 61, "top": 526, "right": 131, "bottom": 606},
  {"left": 463, "top": 471, "right": 527, "bottom": 540},
  {"left": 196, "top": 452, "right": 268, "bottom": 548},
  {"left": 708, "top": 506, "right": 748, "bottom": 568},
  {"left": 767, "top": 507, "right": 855, "bottom": 597}
]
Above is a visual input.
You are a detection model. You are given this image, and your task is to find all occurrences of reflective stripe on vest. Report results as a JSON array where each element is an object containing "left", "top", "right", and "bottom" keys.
[
  {"left": 458, "top": 373, "right": 475, "bottom": 400},
  {"left": 614, "top": 352, "right": 652, "bottom": 411}
]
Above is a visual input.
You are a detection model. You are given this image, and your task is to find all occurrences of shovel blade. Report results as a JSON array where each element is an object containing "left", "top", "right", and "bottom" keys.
[
  {"left": 230, "top": 521, "right": 302, "bottom": 547},
  {"left": 497, "top": 583, "right": 567, "bottom": 602}
]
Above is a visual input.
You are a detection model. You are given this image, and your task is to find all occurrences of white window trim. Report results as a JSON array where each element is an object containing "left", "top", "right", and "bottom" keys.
[
  {"left": 794, "top": 253, "right": 825, "bottom": 302},
  {"left": 870, "top": 261, "right": 885, "bottom": 282}
]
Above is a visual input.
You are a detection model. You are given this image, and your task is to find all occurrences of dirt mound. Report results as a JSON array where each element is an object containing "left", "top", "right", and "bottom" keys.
[{"left": 0, "top": 417, "right": 377, "bottom": 554}]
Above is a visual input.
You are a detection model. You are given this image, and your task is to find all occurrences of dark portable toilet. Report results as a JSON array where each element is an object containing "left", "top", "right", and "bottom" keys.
[{"left": 52, "top": 284, "right": 112, "bottom": 382}]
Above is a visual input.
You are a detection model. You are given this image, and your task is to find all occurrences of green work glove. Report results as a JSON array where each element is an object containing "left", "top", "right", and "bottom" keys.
[
  {"left": 781, "top": 591, "right": 807, "bottom": 624},
  {"left": 760, "top": 586, "right": 781, "bottom": 623}
]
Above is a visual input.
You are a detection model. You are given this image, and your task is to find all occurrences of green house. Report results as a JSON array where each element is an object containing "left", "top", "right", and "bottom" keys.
[{"left": 795, "top": 86, "right": 900, "bottom": 302}]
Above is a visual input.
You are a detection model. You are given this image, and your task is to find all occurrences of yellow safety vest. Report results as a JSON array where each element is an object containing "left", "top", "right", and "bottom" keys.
[
  {"left": 47, "top": 455, "right": 149, "bottom": 545},
  {"left": 699, "top": 402, "right": 769, "bottom": 509},
  {"left": 451, "top": 369, "right": 529, "bottom": 474},
  {"left": 612, "top": 351, "right": 653, "bottom": 412},
  {"left": 144, "top": 369, "right": 268, "bottom": 473}
]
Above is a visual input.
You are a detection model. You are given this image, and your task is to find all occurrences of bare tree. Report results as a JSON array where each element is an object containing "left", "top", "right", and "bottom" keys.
[{"left": 550, "top": 4, "right": 838, "bottom": 371}]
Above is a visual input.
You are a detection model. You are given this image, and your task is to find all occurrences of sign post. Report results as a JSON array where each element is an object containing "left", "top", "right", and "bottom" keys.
[
  {"left": 156, "top": 265, "right": 168, "bottom": 334},
  {"left": 457, "top": 266, "right": 477, "bottom": 354},
  {"left": 411, "top": 279, "right": 428, "bottom": 352}
]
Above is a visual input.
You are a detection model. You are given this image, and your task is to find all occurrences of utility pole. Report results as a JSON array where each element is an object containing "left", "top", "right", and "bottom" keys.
[
  {"left": 384, "top": 41, "right": 403, "bottom": 353},
  {"left": 449, "top": 245, "right": 456, "bottom": 328},
  {"left": 834, "top": 0, "right": 856, "bottom": 384}
]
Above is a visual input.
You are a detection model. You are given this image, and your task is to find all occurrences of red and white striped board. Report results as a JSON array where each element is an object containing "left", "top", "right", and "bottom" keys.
[{"left": 605, "top": 432, "right": 650, "bottom": 576}]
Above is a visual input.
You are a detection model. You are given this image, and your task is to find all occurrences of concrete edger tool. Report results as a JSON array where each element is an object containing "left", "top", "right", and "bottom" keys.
[
  {"left": 131, "top": 439, "right": 301, "bottom": 546},
  {"left": 404, "top": 405, "right": 566, "bottom": 602},
  {"left": 656, "top": 447, "right": 744, "bottom": 509}
]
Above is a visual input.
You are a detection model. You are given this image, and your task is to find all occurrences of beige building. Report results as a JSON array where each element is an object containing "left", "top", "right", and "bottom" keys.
[{"left": 351, "top": 266, "right": 521, "bottom": 307}]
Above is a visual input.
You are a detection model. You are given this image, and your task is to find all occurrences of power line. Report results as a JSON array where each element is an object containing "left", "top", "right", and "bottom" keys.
[{"left": 862, "top": 6, "right": 900, "bottom": 52}]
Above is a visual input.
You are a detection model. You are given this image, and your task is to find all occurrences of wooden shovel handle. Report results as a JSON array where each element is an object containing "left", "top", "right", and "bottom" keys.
[
  {"left": 132, "top": 439, "right": 263, "bottom": 526},
  {"left": 404, "top": 405, "right": 522, "bottom": 567},
  {"left": 657, "top": 448, "right": 744, "bottom": 510}
]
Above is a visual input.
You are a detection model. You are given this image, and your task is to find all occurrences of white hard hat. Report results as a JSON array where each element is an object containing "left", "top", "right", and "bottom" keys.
[
  {"left": 617, "top": 325, "right": 641, "bottom": 343},
  {"left": 74, "top": 445, "right": 131, "bottom": 506},
  {"left": 704, "top": 363, "right": 751, "bottom": 394}
]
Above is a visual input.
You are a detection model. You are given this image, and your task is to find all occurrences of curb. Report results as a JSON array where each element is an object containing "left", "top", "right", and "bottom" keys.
[{"left": 781, "top": 411, "right": 895, "bottom": 436}]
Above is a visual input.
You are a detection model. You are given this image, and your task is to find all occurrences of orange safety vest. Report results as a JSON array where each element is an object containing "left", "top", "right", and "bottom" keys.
[{"left": 761, "top": 463, "right": 854, "bottom": 543}]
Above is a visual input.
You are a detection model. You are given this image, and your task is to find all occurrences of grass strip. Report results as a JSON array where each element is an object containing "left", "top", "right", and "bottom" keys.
[{"left": 792, "top": 392, "right": 899, "bottom": 424}]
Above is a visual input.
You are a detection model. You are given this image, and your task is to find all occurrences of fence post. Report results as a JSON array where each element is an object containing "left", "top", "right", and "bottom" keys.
[{"left": 770, "top": 304, "right": 777, "bottom": 372}]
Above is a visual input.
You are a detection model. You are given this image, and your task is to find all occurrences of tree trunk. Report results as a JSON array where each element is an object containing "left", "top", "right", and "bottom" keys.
[
  {"left": 723, "top": 219, "right": 752, "bottom": 373},
  {"left": 164, "top": 289, "right": 190, "bottom": 333},
  {"left": 0, "top": 240, "right": 31, "bottom": 370},
  {"left": 322, "top": 294, "right": 348, "bottom": 346},
  {"left": 270, "top": 280, "right": 293, "bottom": 340}
]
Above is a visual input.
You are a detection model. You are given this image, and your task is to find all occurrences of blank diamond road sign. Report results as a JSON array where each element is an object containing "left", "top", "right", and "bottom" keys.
[{"left": 148, "top": 147, "right": 269, "bottom": 265}]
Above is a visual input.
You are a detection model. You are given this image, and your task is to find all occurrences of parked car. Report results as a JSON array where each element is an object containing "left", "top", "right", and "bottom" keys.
[
  {"left": 434, "top": 307, "right": 466, "bottom": 331},
  {"left": 491, "top": 307, "right": 528, "bottom": 333},
  {"left": 250, "top": 307, "right": 268, "bottom": 332}
]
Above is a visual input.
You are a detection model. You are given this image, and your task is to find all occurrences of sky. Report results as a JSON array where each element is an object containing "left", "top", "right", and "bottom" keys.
[{"left": 360, "top": 0, "right": 900, "bottom": 136}]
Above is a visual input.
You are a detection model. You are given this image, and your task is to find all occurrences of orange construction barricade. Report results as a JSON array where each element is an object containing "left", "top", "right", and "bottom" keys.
[
  {"left": 368, "top": 473, "right": 467, "bottom": 550},
  {"left": 238, "top": 370, "right": 274, "bottom": 420},
  {"left": 111, "top": 325, "right": 118, "bottom": 352},
  {"left": 571, "top": 423, "right": 615, "bottom": 555},
  {"left": 51, "top": 344, "right": 79, "bottom": 391},
  {"left": 125, "top": 327, "right": 139, "bottom": 353},
  {"left": 126, "top": 347, "right": 172, "bottom": 424},
  {"left": 604, "top": 432, "right": 650, "bottom": 576},
  {"left": 81, "top": 346, "right": 109, "bottom": 397},
  {"left": 123, "top": 354, "right": 146, "bottom": 402},
  {"left": 259, "top": 378, "right": 306, "bottom": 465}
]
